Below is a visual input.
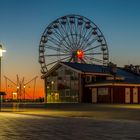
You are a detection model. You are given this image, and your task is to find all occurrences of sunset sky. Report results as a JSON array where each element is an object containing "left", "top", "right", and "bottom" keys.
[{"left": 0, "top": 0, "right": 140, "bottom": 98}]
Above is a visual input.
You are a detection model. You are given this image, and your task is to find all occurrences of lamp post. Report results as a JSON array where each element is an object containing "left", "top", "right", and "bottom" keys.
[
  {"left": 51, "top": 81, "right": 54, "bottom": 102},
  {"left": 0, "top": 44, "right": 6, "bottom": 111},
  {"left": 0, "top": 44, "right": 6, "bottom": 91}
]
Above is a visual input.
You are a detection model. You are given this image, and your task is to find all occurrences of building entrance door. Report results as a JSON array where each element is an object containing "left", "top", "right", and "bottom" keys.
[
  {"left": 133, "top": 88, "right": 138, "bottom": 103},
  {"left": 125, "top": 88, "right": 130, "bottom": 103},
  {"left": 92, "top": 88, "right": 97, "bottom": 103}
]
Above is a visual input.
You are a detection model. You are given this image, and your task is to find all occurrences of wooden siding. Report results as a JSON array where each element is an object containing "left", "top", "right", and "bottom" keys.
[
  {"left": 83, "top": 85, "right": 140, "bottom": 104},
  {"left": 138, "top": 88, "right": 140, "bottom": 103},
  {"left": 97, "top": 87, "right": 111, "bottom": 103},
  {"left": 112, "top": 87, "right": 125, "bottom": 103}
]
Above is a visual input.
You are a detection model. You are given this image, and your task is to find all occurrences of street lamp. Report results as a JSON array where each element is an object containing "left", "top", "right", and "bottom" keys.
[
  {"left": 51, "top": 81, "right": 54, "bottom": 85},
  {"left": 12, "top": 92, "right": 17, "bottom": 100},
  {"left": 0, "top": 44, "right": 6, "bottom": 109},
  {"left": 0, "top": 44, "right": 6, "bottom": 91},
  {"left": 51, "top": 81, "right": 54, "bottom": 91}
]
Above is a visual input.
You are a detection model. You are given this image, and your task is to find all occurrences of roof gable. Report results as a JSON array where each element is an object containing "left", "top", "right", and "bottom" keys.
[{"left": 41, "top": 62, "right": 140, "bottom": 84}]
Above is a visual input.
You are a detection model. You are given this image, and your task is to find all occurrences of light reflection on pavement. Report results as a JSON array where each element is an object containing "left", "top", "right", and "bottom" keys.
[{"left": 1, "top": 104, "right": 140, "bottom": 139}]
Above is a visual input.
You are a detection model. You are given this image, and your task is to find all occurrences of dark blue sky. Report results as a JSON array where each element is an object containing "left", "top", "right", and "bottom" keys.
[{"left": 0, "top": 0, "right": 140, "bottom": 86}]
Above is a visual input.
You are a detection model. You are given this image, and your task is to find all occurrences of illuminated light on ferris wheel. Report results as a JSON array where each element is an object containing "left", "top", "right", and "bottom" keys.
[{"left": 77, "top": 50, "right": 84, "bottom": 59}]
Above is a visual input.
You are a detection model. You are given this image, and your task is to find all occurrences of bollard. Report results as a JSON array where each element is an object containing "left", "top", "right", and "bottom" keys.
[
  {"left": 0, "top": 95, "right": 1, "bottom": 111},
  {"left": 0, "top": 92, "right": 6, "bottom": 111}
]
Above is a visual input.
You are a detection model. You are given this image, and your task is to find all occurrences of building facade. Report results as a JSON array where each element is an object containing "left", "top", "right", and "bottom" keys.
[{"left": 42, "top": 62, "right": 140, "bottom": 104}]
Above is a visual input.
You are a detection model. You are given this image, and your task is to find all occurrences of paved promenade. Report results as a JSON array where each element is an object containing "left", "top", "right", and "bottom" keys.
[{"left": 1, "top": 104, "right": 140, "bottom": 140}]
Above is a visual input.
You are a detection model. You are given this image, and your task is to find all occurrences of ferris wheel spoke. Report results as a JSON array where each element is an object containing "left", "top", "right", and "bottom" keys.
[
  {"left": 85, "top": 52, "right": 103, "bottom": 55},
  {"left": 45, "top": 44, "right": 60, "bottom": 51},
  {"left": 51, "top": 29, "right": 66, "bottom": 45},
  {"left": 56, "top": 25, "right": 67, "bottom": 40},
  {"left": 44, "top": 53, "right": 71, "bottom": 57},
  {"left": 46, "top": 60, "right": 60, "bottom": 67},
  {"left": 75, "top": 33, "right": 78, "bottom": 49},
  {"left": 81, "top": 28, "right": 95, "bottom": 49},
  {"left": 70, "top": 28, "right": 75, "bottom": 46},
  {"left": 80, "top": 21, "right": 86, "bottom": 35},
  {"left": 51, "top": 30, "right": 63, "bottom": 41},
  {"left": 84, "top": 28, "right": 93, "bottom": 42},
  {"left": 58, "top": 24, "right": 66, "bottom": 38},
  {"left": 59, "top": 24, "right": 75, "bottom": 50},
  {"left": 48, "top": 36, "right": 61, "bottom": 45},
  {"left": 76, "top": 22, "right": 83, "bottom": 47},
  {"left": 83, "top": 56, "right": 94, "bottom": 64},
  {"left": 54, "top": 26, "right": 75, "bottom": 52},
  {"left": 80, "top": 29, "right": 94, "bottom": 50},
  {"left": 66, "top": 18, "right": 71, "bottom": 34},
  {"left": 65, "top": 57, "right": 72, "bottom": 62},
  {"left": 51, "top": 33, "right": 68, "bottom": 48},
  {"left": 45, "top": 44, "right": 68, "bottom": 53},
  {"left": 72, "top": 32, "right": 77, "bottom": 48},
  {"left": 75, "top": 34, "right": 81, "bottom": 50},
  {"left": 48, "top": 37, "right": 71, "bottom": 53},
  {"left": 78, "top": 28, "right": 88, "bottom": 49},
  {"left": 83, "top": 38, "right": 98, "bottom": 51},
  {"left": 59, "top": 22, "right": 68, "bottom": 37},
  {"left": 84, "top": 44, "right": 102, "bottom": 52},
  {"left": 53, "top": 29, "right": 73, "bottom": 51},
  {"left": 63, "top": 25, "right": 73, "bottom": 46},
  {"left": 74, "top": 18, "right": 78, "bottom": 43},
  {"left": 59, "top": 56, "right": 71, "bottom": 61},
  {"left": 85, "top": 56, "right": 103, "bottom": 63},
  {"left": 80, "top": 58, "right": 86, "bottom": 63},
  {"left": 76, "top": 34, "right": 82, "bottom": 49},
  {"left": 61, "top": 27, "right": 72, "bottom": 46},
  {"left": 68, "top": 57, "right": 73, "bottom": 62},
  {"left": 87, "top": 35, "right": 98, "bottom": 45},
  {"left": 83, "top": 56, "right": 92, "bottom": 63},
  {"left": 74, "top": 18, "right": 79, "bottom": 47},
  {"left": 53, "top": 28, "right": 64, "bottom": 39},
  {"left": 53, "top": 33, "right": 72, "bottom": 52},
  {"left": 66, "top": 18, "right": 75, "bottom": 47},
  {"left": 46, "top": 56, "right": 71, "bottom": 67},
  {"left": 73, "top": 17, "right": 77, "bottom": 34},
  {"left": 57, "top": 22, "right": 66, "bottom": 36}
]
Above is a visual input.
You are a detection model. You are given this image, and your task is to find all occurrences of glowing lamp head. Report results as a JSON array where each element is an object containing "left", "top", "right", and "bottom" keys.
[
  {"left": 0, "top": 44, "right": 6, "bottom": 57},
  {"left": 77, "top": 50, "right": 84, "bottom": 59}
]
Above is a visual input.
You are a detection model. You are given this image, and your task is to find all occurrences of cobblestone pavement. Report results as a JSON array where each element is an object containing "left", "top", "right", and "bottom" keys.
[{"left": 0, "top": 112, "right": 140, "bottom": 140}]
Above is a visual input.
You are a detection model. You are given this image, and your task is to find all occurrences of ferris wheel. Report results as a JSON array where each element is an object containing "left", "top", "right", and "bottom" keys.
[{"left": 39, "top": 14, "right": 109, "bottom": 74}]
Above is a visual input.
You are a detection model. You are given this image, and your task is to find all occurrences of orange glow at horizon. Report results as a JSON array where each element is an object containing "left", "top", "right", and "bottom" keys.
[
  {"left": 4, "top": 85, "right": 44, "bottom": 99},
  {"left": 2, "top": 77, "right": 44, "bottom": 99}
]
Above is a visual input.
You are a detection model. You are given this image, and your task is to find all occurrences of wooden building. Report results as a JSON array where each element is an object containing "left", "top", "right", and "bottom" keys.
[{"left": 42, "top": 62, "right": 140, "bottom": 104}]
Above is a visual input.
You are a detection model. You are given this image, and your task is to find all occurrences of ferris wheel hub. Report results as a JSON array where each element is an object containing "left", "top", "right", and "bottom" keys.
[
  {"left": 77, "top": 50, "right": 84, "bottom": 59},
  {"left": 71, "top": 49, "right": 84, "bottom": 62}
]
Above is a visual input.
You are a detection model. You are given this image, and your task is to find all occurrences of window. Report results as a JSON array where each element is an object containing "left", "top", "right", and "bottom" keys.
[
  {"left": 98, "top": 88, "right": 108, "bottom": 95},
  {"left": 85, "top": 76, "right": 92, "bottom": 83}
]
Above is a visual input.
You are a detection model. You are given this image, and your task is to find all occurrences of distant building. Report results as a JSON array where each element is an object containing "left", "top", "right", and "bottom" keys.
[{"left": 42, "top": 62, "right": 140, "bottom": 104}]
